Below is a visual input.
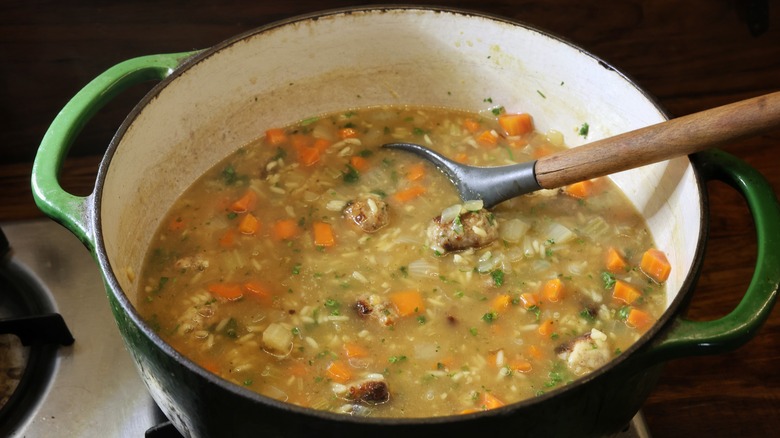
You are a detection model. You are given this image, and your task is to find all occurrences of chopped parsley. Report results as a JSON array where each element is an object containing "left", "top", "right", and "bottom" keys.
[
  {"left": 617, "top": 305, "right": 632, "bottom": 321},
  {"left": 342, "top": 164, "right": 360, "bottom": 184},
  {"left": 578, "top": 122, "right": 590, "bottom": 138},
  {"left": 490, "top": 269, "right": 505, "bottom": 286},
  {"left": 221, "top": 165, "right": 239, "bottom": 185},
  {"left": 602, "top": 271, "right": 617, "bottom": 290},
  {"left": 388, "top": 355, "right": 407, "bottom": 364},
  {"left": 482, "top": 311, "right": 498, "bottom": 323}
]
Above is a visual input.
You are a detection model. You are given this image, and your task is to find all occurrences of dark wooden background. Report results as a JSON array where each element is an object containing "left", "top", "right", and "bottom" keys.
[{"left": 2, "top": 1, "right": 779, "bottom": 436}]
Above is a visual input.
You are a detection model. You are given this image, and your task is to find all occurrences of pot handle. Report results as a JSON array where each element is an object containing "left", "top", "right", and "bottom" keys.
[
  {"left": 31, "top": 51, "right": 198, "bottom": 251},
  {"left": 644, "top": 149, "right": 780, "bottom": 363}
]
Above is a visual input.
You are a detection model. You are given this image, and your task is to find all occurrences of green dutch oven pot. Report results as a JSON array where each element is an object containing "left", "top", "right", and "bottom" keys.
[{"left": 31, "top": 7, "right": 780, "bottom": 438}]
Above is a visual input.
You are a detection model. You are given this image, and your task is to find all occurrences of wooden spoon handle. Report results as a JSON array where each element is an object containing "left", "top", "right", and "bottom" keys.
[{"left": 534, "top": 91, "right": 780, "bottom": 189}]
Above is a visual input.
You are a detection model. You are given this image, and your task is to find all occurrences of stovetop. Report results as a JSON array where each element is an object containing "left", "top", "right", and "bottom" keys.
[
  {"left": 1, "top": 219, "right": 164, "bottom": 437},
  {"left": 0, "top": 219, "right": 651, "bottom": 437}
]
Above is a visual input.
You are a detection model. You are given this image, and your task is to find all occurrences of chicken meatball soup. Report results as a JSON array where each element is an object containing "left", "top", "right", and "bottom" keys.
[{"left": 137, "top": 106, "right": 670, "bottom": 418}]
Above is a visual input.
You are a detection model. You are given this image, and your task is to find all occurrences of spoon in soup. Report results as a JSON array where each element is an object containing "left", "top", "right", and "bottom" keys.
[{"left": 383, "top": 91, "right": 780, "bottom": 209}]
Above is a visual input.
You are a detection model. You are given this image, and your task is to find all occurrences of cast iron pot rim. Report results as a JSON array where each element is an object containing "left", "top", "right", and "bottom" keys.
[{"left": 91, "top": 4, "right": 707, "bottom": 427}]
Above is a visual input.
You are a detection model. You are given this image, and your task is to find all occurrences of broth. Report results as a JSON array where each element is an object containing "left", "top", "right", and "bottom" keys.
[{"left": 137, "top": 106, "right": 669, "bottom": 418}]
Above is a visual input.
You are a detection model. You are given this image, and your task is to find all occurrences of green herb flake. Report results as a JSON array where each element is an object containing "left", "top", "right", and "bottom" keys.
[
  {"left": 243, "top": 379, "right": 253, "bottom": 386},
  {"left": 602, "top": 271, "right": 617, "bottom": 290},
  {"left": 491, "top": 106, "right": 505, "bottom": 116},
  {"left": 417, "top": 315, "right": 427, "bottom": 325},
  {"left": 537, "top": 90, "right": 547, "bottom": 98},
  {"left": 221, "top": 165, "right": 239, "bottom": 185},
  {"left": 617, "top": 306, "right": 632, "bottom": 321},
  {"left": 342, "top": 164, "right": 360, "bottom": 184},
  {"left": 292, "top": 263, "right": 302, "bottom": 275},
  {"left": 490, "top": 269, "right": 505, "bottom": 286},
  {"left": 388, "top": 355, "right": 407, "bottom": 364},
  {"left": 578, "top": 122, "right": 590, "bottom": 138},
  {"left": 482, "top": 311, "right": 498, "bottom": 323},
  {"left": 528, "top": 305, "right": 542, "bottom": 321},
  {"left": 469, "top": 327, "right": 478, "bottom": 336},
  {"left": 579, "top": 308, "right": 596, "bottom": 321}
]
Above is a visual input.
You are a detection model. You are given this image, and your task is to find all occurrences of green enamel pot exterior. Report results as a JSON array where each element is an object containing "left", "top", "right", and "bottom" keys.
[{"left": 31, "top": 7, "right": 780, "bottom": 438}]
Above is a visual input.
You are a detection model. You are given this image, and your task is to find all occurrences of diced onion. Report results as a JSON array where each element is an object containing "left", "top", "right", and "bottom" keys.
[
  {"left": 545, "top": 222, "right": 576, "bottom": 244},
  {"left": 408, "top": 258, "right": 439, "bottom": 278},
  {"left": 440, "top": 204, "right": 462, "bottom": 224},
  {"left": 463, "top": 200, "right": 484, "bottom": 212},
  {"left": 546, "top": 129, "right": 564, "bottom": 147},
  {"left": 499, "top": 218, "right": 530, "bottom": 243},
  {"left": 262, "top": 323, "right": 293, "bottom": 357}
]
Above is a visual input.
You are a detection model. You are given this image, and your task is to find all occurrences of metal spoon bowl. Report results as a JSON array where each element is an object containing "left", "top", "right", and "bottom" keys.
[{"left": 384, "top": 91, "right": 780, "bottom": 209}]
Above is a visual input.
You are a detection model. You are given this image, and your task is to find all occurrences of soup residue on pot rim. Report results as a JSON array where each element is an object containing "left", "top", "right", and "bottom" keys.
[{"left": 137, "top": 105, "right": 671, "bottom": 418}]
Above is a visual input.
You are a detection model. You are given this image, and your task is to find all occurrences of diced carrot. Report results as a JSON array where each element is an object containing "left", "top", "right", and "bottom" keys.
[
  {"left": 564, "top": 180, "right": 594, "bottom": 199},
  {"left": 287, "top": 361, "right": 309, "bottom": 377},
  {"left": 265, "top": 128, "right": 288, "bottom": 146},
  {"left": 207, "top": 283, "right": 244, "bottom": 301},
  {"left": 406, "top": 163, "right": 426, "bottom": 181},
  {"left": 532, "top": 143, "right": 556, "bottom": 159},
  {"left": 231, "top": 189, "right": 258, "bottom": 213},
  {"left": 605, "top": 247, "right": 628, "bottom": 273},
  {"left": 527, "top": 345, "right": 543, "bottom": 360},
  {"left": 391, "top": 185, "right": 426, "bottom": 203},
  {"left": 168, "top": 216, "right": 186, "bottom": 232},
  {"left": 325, "top": 360, "right": 352, "bottom": 383},
  {"left": 338, "top": 127, "right": 360, "bottom": 139},
  {"left": 509, "top": 359, "right": 533, "bottom": 373},
  {"left": 537, "top": 319, "right": 555, "bottom": 336},
  {"left": 460, "top": 408, "right": 480, "bottom": 415},
  {"left": 312, "top": 221, "right": 335, "bottom": 247},
  {"left": 542, "top": 278, "right": 564, "bottom": 302},
  {"left": 297, "top": 146, "right": 321, "bottom": 167},
  {"left": 508, "top": 138, "right": 528, "bottom": 149},
  {"left": 486, "top": 350, "right": 501, "bottom": 368},
  {"left": 238, "top": 213, "right": 261, "bottom": 235},
  {"left": 454, "top": 153, "right": 469, "bottom": 164},
  {"left": 343, "top": 342, "right": 369, "bottom": 359},
  {"left": 519, "top": 292, "right": 539, "bottom": 309},
  {"left": 612, "top": 280, "right": 641, "bottom": 305},
  {"left": 289, "top": 133, "right": 314, "bottom": 150},
  {"left": 462, "top": 117, "right": 481, "bottom": 133},
  {"left": 272, "top": 219, "right": 300, "bottom": 240},
  {"left": 626, "top": 307, "right": 653, "bottom": 330},
  {"left": 476, "top": 130, "right": 498, "bottom": 147},
  {"left": 640, "top": 248, "right": 671, "bottom": 283},
  {"left": 218, "top": 228, "right": 235, "bottom": 248},
  {"left": 201, "top": 361, "right": 221, "bottom": 375},
  {"left": 481, "top": 392, "right": 505, "bottom": 410},
  {"left": 312, "top": 138, "right": 332, "bottom": 152},
  {"left": 349, "top": 155, "right": 370, "bottom": 172},
  {"left": 498, "top": 113, "right": 533, "bottom": 136},
  {"left": 243, "top": 281, "right": 273, "bottom": 306},
  {"left": 389, "top": 290, "right": 426, "bottom": 317},
  {"left": 491, "top": 294, "right": 513, "bottom": 312}
]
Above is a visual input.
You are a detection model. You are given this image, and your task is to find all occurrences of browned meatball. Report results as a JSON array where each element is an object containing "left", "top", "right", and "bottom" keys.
[
  {"left": 347, "top": 379, "right": 390, "bottom": 405},
  {"left": 343, "top": 195, "right": 389, "bottom": 233},
  {"left": 426, "top": 208, "right": 499, "bottom": 253}
]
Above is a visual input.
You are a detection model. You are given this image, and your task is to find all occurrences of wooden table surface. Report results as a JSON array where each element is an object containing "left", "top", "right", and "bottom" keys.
[{"left": 2, "top": 1, "right": 779, "bottom": 436}]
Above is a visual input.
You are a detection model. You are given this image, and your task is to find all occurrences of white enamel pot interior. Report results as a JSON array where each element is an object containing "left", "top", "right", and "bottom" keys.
[{"left": 94, "top": 6, "right": 703, "bottom": 437}]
